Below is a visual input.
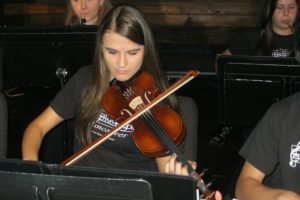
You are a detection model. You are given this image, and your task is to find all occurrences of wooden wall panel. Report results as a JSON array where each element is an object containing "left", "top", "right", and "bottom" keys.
[
  {"left": 3, "top": 0, "right": 262, "bottom": 27},
  {"left": 146, "top": 14, "right": 260, "bottom": 27},
  {"left": 1, "top": 1, "right": 263, "bottom": 45},
  {"left": 4, "top": 4, "right": 65, "bottom": 15}
]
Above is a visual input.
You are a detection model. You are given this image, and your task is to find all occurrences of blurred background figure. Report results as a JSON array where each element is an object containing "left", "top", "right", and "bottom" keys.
[{"left": 64, "top": 0, "right": 113, "bottom": 25}]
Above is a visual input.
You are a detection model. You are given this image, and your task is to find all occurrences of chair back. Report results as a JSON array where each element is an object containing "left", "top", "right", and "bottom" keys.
[{"left": 178, "top": 96, "right": 198, "bottom": 162}]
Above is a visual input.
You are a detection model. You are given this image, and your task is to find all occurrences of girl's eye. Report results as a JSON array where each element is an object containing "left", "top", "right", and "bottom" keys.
[
  {"left": 128, "top": 51, "right": 138, "bottom": 55},
  {"left": 108, "top": 51, "right": 117, "bottom": 55}
]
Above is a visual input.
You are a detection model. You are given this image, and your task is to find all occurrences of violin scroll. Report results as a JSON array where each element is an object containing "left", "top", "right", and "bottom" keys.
[{"left": 194, "top": 168, "right": 221, "bottom": 200}]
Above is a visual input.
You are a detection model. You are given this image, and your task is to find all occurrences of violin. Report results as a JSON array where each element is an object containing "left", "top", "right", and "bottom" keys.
[
  {"left": 61, "top": 69, "right": 217, "bottom": 200},
  {"left": 101, "top": 70, "right": 185, "bottom": 157}
]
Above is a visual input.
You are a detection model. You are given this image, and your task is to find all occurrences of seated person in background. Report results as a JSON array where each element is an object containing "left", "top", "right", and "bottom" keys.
[
  {"left": 224, "top": 0, "right": 298, "bottom": 57},
  {"left": 235, "top": 91, "right": 300, "bottom": 200},
  {"left": 210, "top": 0, "right": 299, "bottom": 147},
  {"left": 64, "top": 0, "right": 112, "bottom": 25}
]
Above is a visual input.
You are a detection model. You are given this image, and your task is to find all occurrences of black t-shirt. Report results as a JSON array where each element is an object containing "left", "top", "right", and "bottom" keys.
[
  {"left": 50, "top": 66, "right": 90, "bottom": 119},
  {"left": 239, "top": 92, "right": 300, "bottom": 193},
  {"left": 229, "top": 29, "right": 295, "bottom": 57},
  {"left": 50, "top": 66, "right": 158, "bottom": 172}
]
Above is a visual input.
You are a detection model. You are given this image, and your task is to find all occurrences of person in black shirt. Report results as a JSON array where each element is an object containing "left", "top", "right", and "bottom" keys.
[
  {"left": 236, "top": 92, "right": 300, "bottom": 199},
  {"left": 22, "top": 4, "right": 198, "bottom": 177},
  {"left": 23, "top": 5, "right": 224, "bottom": 199},
  {"left": 224, "top": 0, "right": 298, "bottom": 57},
  {"left": 210, "top": 0, "right": 299, "bottom": 147},
  {"left": 234, "top": 0, "right": 300, "bottom": 199}
]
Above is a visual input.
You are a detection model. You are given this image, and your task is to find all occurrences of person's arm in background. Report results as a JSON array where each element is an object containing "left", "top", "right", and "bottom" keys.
[
  {"left": 215, "top": 29, "right": 255, "bottom": 72},
  {"left": 22, "top": 106, "right": 63, "bottom": 161},
  {"left": 215, "top": 48, "right": 233, "bottom": 72},
  {"left": 222, "top": 49, "right": 232, "bottom": 56},
  {"left": 236, "top": 161, "right": 300, "bottom": 200}
]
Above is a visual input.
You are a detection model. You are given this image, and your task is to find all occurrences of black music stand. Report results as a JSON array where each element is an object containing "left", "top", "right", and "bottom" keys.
[
  {"left": 0, "top": 26, "right": 96, "bottom": 163},
  {"left": 217, "top": 55, "right": 300, "bottom": 127},
  {"left": 0, "top": 172, "right": 152, "bottom": 200},
  {"left": 0, "top": 158, "right": 198, "bottom": 200}
]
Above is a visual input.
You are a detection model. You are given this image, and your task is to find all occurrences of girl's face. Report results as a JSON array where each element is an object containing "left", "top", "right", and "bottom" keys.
[
  {"left": 272, "top": 0, "right": 298, "bottom": 35},
  {"left": 70, "top": 0, "right": 104, "bottom": 25},
  {"left": 102, "top": 30, "right": 145, "bottom": 82}
]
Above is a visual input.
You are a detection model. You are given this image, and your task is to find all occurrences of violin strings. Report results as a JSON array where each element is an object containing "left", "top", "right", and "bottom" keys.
[
  {"left": 140, "top": 108, "right": 193, "bottom": 171},
  {"left": 142, "top": 112, "right": 211, "bottom": 195},
  {"left": 141, "top": 110, "right": 178, "bottom": 154},
  {"left": 147, "top": 111, "right": 188, "bottom": 164},
  {"left": 137, "top": 105, "right": 211, "bottom": 196}
]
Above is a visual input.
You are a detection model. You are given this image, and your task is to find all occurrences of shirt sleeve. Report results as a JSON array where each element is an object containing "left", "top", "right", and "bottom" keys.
[
  {"left": 239, "top": 102, "right": 284, "bottom": 175},
  {"left": 50, "top": 66, "right": 91, "bottom": 119}
]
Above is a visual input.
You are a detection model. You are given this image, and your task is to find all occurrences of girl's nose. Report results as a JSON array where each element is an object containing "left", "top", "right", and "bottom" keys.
[
  {"left": 118, "top": 54, "right": 127, "bottom": 67},
  {"left": 81, "top": 0, "right": 87, "bottom": 9},
  {"left": 283, "top": 7, "right": 289, "bottom": 16}
]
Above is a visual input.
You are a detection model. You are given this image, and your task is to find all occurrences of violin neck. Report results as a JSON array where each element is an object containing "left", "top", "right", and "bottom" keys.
[{"left": 141, "top": 111, "right": 212, "bottom": 196}]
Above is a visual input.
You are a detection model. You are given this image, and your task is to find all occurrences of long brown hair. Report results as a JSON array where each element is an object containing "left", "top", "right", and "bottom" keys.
[
  {"left": 75, "top": 5, "right": 177, "bottom": 144},
  {"left": 64, "top": 0, "right": 113, "bottom": 26}
]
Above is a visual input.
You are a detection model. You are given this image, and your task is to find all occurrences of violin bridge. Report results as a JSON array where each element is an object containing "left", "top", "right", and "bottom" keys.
[{"left": 129, "top": 96, "right": 144, "bottom": 110}]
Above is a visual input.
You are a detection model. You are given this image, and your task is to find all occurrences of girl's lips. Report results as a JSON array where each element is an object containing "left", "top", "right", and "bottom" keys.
[
  {"left": 116, "top": 70, "right": 127, "bottom": 75},
  {"left": 282, "top": 20, "right": 290, "bottom": 24},
  {"left": 80, "top": 13, "right": 88, "bottom": 18}
]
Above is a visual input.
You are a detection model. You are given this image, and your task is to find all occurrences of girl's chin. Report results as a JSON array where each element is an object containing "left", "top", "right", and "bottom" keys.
[{"left": 115, "top": 75, "right": 131, "bottom": 82}]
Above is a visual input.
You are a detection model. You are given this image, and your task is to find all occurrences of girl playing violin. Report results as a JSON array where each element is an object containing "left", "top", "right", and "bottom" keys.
[
  {"left": 23, "top": 5, "right": 223, "bottom": 199},
  {"left": 22, "top": 4, "right": 195, "bottom": 176}
]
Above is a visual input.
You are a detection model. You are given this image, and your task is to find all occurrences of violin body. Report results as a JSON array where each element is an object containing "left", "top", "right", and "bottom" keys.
[{"left": 101, "top": 70, "right": 186, "bottom": 157}]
